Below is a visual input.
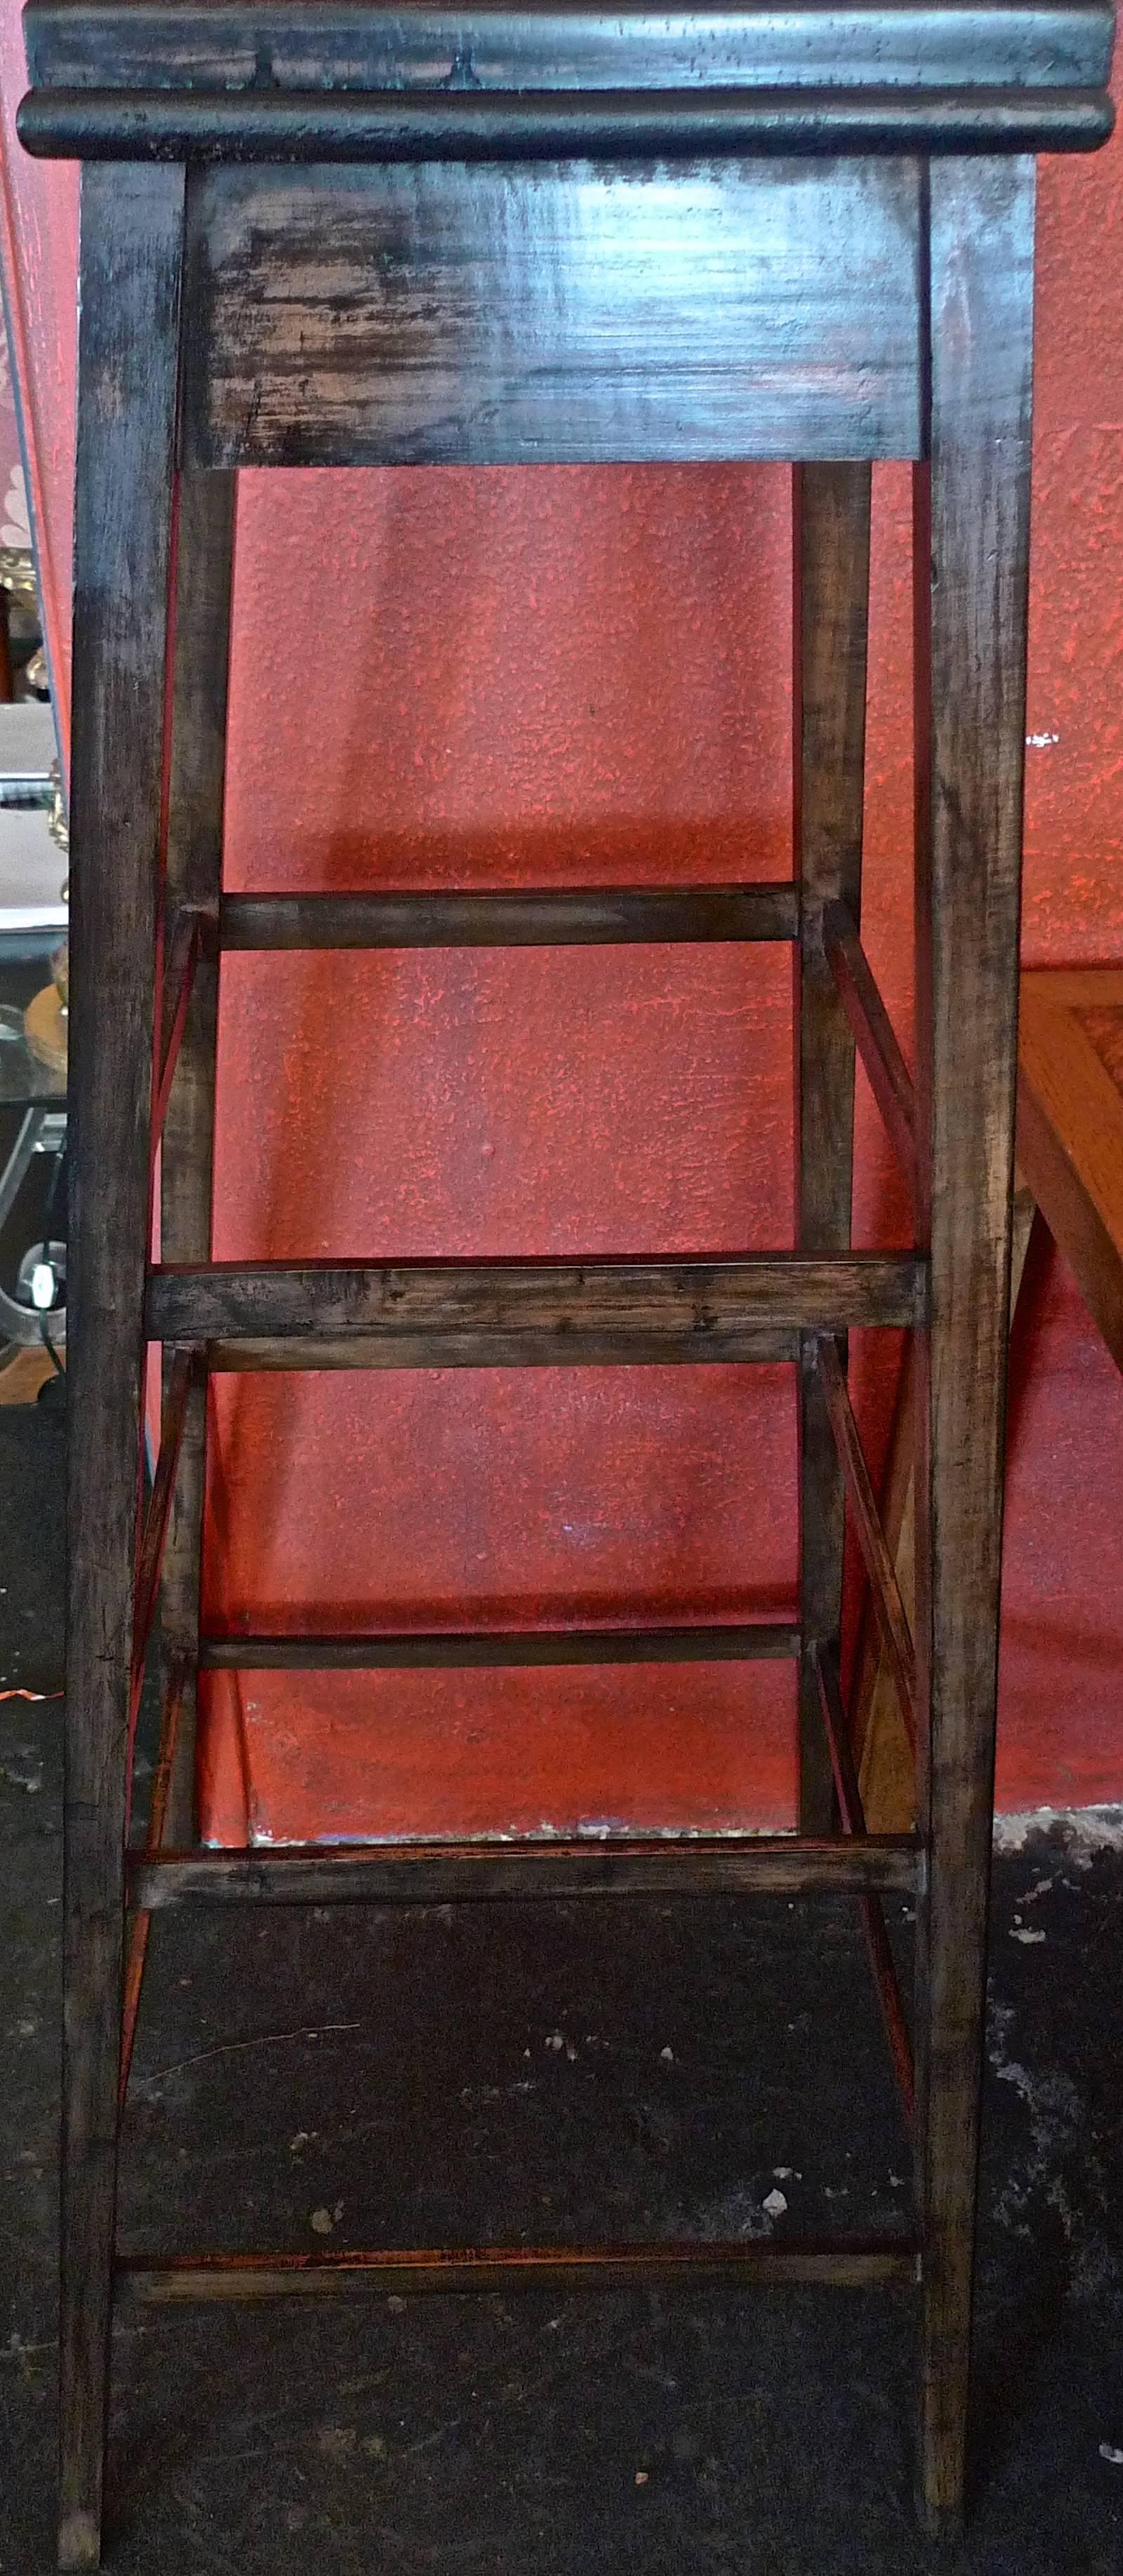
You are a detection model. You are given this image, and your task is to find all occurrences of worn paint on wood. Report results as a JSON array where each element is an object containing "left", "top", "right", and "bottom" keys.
[{"left": 182, "top": 159, "right": 923, "bottom": 470}]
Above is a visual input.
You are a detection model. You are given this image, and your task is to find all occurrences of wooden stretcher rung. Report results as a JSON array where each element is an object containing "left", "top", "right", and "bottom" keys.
[
  {"left": 218, "top": 885, "right": 800, "bottom": 949},
  {"left": 199, "top": 1622, "right": 800, "bottom": 1670},
  {"left": 145, "top": 1253, "right": 929, "bottom": 1371},
  {"left": 19, "top": 81, "right": 1111, "bottom": 164},
  {"left": 128, "top": 1834, "right": 920, "bottom": 1910},
  {"left": 114, "top": 2238, "right": 922, "bottom": 2301}
]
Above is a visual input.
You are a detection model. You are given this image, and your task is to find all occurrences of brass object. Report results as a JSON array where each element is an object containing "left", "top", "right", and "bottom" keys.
[{"left": 0, "top": 545, "right": 36, "bottom": 605}]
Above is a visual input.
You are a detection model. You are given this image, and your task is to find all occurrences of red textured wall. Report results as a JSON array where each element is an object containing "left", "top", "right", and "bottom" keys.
[{"left": 2, "top": 16, "right": 1122, "bottom": 1828}]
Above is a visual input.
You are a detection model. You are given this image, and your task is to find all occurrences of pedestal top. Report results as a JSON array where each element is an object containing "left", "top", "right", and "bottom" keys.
[{"left": 18, "top": 1, "right": 1117, "bottom": 159}]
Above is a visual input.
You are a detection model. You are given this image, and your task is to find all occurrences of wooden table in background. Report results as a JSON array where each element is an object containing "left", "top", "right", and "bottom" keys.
[{"left": 856, "top": 966, "right": 1123, "bottom": 1831}]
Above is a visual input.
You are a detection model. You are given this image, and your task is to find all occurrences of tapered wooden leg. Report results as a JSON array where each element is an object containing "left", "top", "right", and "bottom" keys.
[
  {"left": 912, "top": 156, "right": 1035, "bottom": 2537},
  {"left": 60, "top": 161, "right": 185, "bottom": 2570},
  {"left": 160, "top": 470, "right": 237, "bottom": 1845},
  {"left": 793, "top": 462, "right": 872, "bottom": 1830}
]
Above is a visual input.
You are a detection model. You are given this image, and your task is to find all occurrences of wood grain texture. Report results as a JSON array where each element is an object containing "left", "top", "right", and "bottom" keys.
[
  {"left": 219, "top": 884, "right": 799, "bottom": 949},
  {"left": 823, "top": 897, "right": 917, "bottom": 1201},
  {"left": 18, "top": 86, "right": 1117, "bottom": 163},
  {"left": 200, "top": 1622, "right": 801, "bottom": 1669},
  {"left": 180, "top": 159, "right": 923, "bottom": 470},
  {"left": 1016, "top": 976, "right": 1123, "bottom": 1370},
  {"left": 853, "top": 1182, "right": 1037, "bottom": 1836},
  {"left": 912, "top": 153, "right": 1035, "bottom": 2539},
  {"left": 119, "top": 1653, "right": 188, "bottom": 2106},
  {"left": 793, "top": 462, "right": 871, "bottom": 1829},
  {"left": 152, "top": 906, "right": 203, "bottom": 1152},
  {"left": 813, "top": 1641, "right": 915, "bottom": 2125},
  {"left": 147, "top": 1253, "right": 928, "bottom": 1366},
  {"left": 60, "top": 157, "right": 184, "bottom": 2574},
  {"left": 128, "top": 1832, "right": 920, "bottom": 1910},
  {"left": 24, "top": 2, "right": 1116, "bottom": 98},
  {"left": 159, "top": 469, "right": 236, "bottom": 1848},
  {"left": 131, "top": 1347, "right": 197, "bottom": 1692},
  {"left": 817, "top": 1335, "right": 917, "bottom": 1753},
  {"left": 114, "top": 2240, "right": 920, "bottom": 2302}
]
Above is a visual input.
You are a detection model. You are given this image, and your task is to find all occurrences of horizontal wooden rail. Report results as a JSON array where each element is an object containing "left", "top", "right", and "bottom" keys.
[
  {"left": 219, "top": 885, "right": 799, "bottom": 950},
  {"left": 822, "top": 900, "right": 917, "bottom": 1203},
  {"left": 816, "top": 1339, "right": 917, "bottom": 1754},
  {"left": 200, "top": 1622, "right": 800, "bottom": 1671},
  {"left": 146, "top": 1254, "right": 928, "bottom": 1373},
  {"left": 115, "top": 2237, "right": 920, "bottom": 2302},
  {"left": 813, "top": 1643, "right": 915, "bottom": 2127},
  {"left": 128, "top": 1834, "right": 920, "bottom": 1910},
  {"left": 19, "top": 86, "right": 1112, "bottom": 164}
]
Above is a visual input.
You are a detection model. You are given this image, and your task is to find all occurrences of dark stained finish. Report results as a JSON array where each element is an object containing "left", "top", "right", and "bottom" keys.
[
  {"left": 24, "top": 2, "right": 1115, "bottom": 99},
  {"left": 59, "top": 157, "right": 184, "bottom": 2575},
  {"left": 912, "top": 154, "right": 1037, "bottom": 2538},
  {"left": 159, "top": 469, "right": 236, "bottom": 1849},
  {"left": 152, "top": 905, "right": 202, "bottom": 1151},
  {"left": 18, "top": 85, "right": 1116, "bottom": 161},
  {"left": 147, "top": 1253, "right": 928, "bottom": 1361},
  {"left": 793, "top": 462, "right": 871, "bottom": 1831},
  {"left": 849, "top": 1177, "right": 1037, "bottom": 1838},
  {"left": 199, "top": 1330, "right": 803, "bottom": 1371},
  {"left": 813, "top": 1641, "right": 915, "bottom": 2127},
  {"left": 129, "top": 1833, "right": 921, "bottom": 1910},
  {"left": 119, "top": 1653, "right": 189, "bottom": 2106},
  {"left": 114, "top": 2239, "right": 920, "bottom": 2302},
  {"left": 130, "top": 1348, "right": 197, "bottom": 1688},
  {"left": 219, "top": 883, "right": 799, "bottom": 950},
  {"left": 200, "top": 1622, "right": 801, "bottom": 1670},
  {"left": 816, "top": 1334, "right": 917, "bottom": 1753},
  {"left": 823, "top": 897, "right": 918, "bottom": 1202},
  {"left": 1016, "top": 970, "right": 1123, "bottom": 1373},
  {"left": 33, "top": 1, "right": 1108, "bottom": 2554},
  {"left": 210, "top": 1334, "right": 806, "bottom": 1371},
  {"left": 178, "top": 160, "right": 922, "bottom": 470}
]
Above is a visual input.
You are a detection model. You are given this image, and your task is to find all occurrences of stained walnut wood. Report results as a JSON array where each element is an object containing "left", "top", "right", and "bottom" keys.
[
  {"left": 23, "top": 1, "right": 1115, "bottom": 99},
  {"left": 853, "top": 1177, "right": 1037, "bottom": 1838},
  {"left": 20, "top": 87, "right": 1117, "bottom": 162},
  {"left": 129, "top": 1833, "right": 920, "bottom": 1910},
  {"left": 30, "top": 0, "right": 1111, "bottom": 2553},
  {"left": 114, "top": 2239, "right": 920, "bottom": 2302},
  {"left": 219, "top": 885, "right": 799, "bottom": 949},
  {"left": 159, "top": 470, "right": 237, "bottom": 1849},
  {"left": 816, "top": 1335, "right": 917, "bottom": 1752},
  {"left": 793, "top": 462, "right": 871, "bottom": 1830},
  {"left": 131, "top": 1349, "right": 197, "bottom": 1688},
  {"left": 1017, "top": 970, "right": 1123, "bottom": 1372},
  {"left": 119, "top": 1653, "right": 189, "bottom": 2106},
  {"left": 180, "top": 159, "right": 923, "bottom": 470},
  {"left": 146, "top": 1253, "right": 928, "bottom": 1369},
  {"left": 60, "top": 158, "right": 184, "bottom": 2576},
  {"left": 200, "top": 1622, "right": 801, "bottom": 1670},
  {"left": 823, "top": 898, "right": 918, "bottom": 1201},
  {"left": 912, "top": 154, "right": 1036, "bottom": 2539},
  {"left": 152, "top": 905, "right": 202, "bottom": 1151},
  {"left": 813, "top": 1642, "right": 915, "bottom": 2126}
]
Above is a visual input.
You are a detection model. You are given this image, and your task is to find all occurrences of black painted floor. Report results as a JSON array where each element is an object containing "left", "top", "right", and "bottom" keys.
[{"left": 1, "top": 1406, "right": 1121, "bottom": 2574}]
